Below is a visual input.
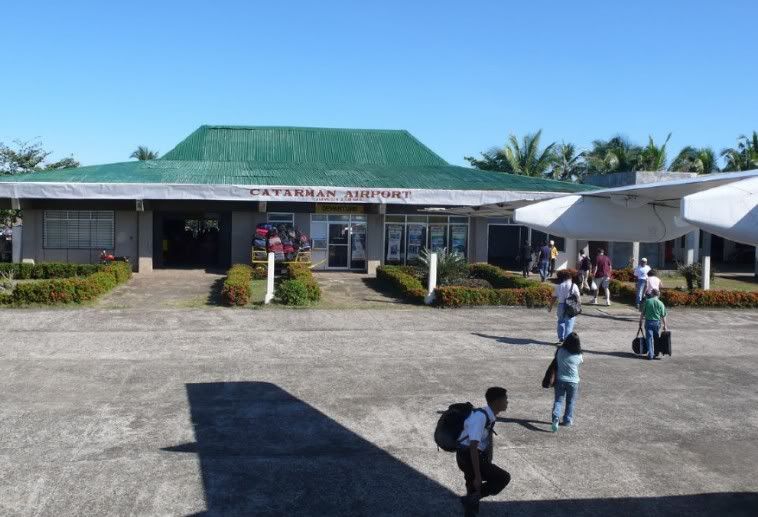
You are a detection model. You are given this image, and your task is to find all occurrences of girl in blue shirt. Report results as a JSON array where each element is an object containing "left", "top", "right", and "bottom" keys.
[{"left": 551, "top": 332, "right": 584, "bottom": 432}]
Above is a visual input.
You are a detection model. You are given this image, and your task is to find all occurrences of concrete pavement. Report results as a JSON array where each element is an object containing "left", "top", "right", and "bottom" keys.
[{"left": 0, "top": 304, "right": 756, "bottom": 515}]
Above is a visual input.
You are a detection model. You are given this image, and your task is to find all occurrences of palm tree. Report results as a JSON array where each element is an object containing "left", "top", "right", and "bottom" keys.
[
  {"left": 721, "top": 131, "right": 758, "bottom": 171},
  {"left": 466, "top": 130, "right": 556, "bottom": 177},
  {"left": 636, "top": 133, "right": 672, "bottom": 171},
  {"left": 130, "top": 146, "right": 159, "bottom": 161},
  {"left": 670, "top": 146, "right": 719, "bottom": 173},
  {"left": 584, "top": 136, "right": 642, "bottom": 174},
  {"left": 549, "top": 142, "right": 585, "bottom": 181}
]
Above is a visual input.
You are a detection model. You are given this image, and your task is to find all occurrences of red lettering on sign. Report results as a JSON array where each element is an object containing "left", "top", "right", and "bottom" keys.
[
  {"left": 250, "top": 189, "right": 260, "bottom": 195},
  {"left": 305, "top": 189, "right": 314, "bottom": 197},
  {"left": 403, "top": 191, "right": 411, "bottom": 198},
  {"left": 391, "top": 191, "right": 401, "bottom": 199},
  {"left": 326, "top": 190, "right": 336, "bottom": 198}
]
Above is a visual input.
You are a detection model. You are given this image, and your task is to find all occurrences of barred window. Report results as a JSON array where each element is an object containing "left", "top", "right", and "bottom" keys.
[{"left": 43, "top": 210, "right": 115, "bottom": 249}]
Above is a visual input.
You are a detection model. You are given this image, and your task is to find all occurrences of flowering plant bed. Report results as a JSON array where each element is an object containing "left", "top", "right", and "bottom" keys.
[{"left": 609, "top": 279, "right": 758, "bottom": 308}]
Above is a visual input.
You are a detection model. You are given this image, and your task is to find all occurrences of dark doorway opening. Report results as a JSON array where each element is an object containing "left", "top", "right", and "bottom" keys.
[
  {"left": 488, "top": 225, "right": 528, "bottom": 269},
  {"left": 154, "top": 212, "right": 231, "bottom": 269}
]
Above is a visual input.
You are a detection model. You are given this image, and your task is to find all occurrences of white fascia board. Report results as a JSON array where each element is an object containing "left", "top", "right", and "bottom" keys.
[{"left": 0, "top": 182, "right": 566, "bottom": 207}]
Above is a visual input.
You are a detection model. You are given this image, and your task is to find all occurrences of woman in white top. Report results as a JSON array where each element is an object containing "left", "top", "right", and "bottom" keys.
[
  {"left": 644, "top": 269, "right": 662, "bottom": 297},
  {"left": 548, "top": 270, "right": 581, "bottom": 343}
]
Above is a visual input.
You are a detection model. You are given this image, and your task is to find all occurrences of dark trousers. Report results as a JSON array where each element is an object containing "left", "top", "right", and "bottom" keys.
[
  {"left": 456, "top": 448, "right": 511, "bottom": 509},
  {"left": 549, "top": 258, "right": 556, "bottom": 274}
]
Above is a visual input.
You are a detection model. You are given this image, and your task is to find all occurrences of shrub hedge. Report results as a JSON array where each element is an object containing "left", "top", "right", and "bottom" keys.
[
  {"left": 276, "top": 279, "right": 310, "bottom": 305},
  {"left": 468, "top": 263, "right": 537, "bottom": 288},
  {"left": 222, "top": 264, "right": 253, "bottom": 306},
  {"left": 1, "top": 262, "right": 132, "bottom": 306},
  {"left": 0, "top": 262, "right": 101, "bottom": 279},
  {"left": 281, "top": 263, "right": 321, "bottom": 303},
  {"left": 611, "top": 267, "right": 635, "bottom": 282},
  {"left": 609, "top": 278, "right": 758, "bottom": 308},
  {"left": 434, "top": 284, "right": 553, "bottom": 308},
  {"left": 375, "top": 265, "right": 426, "bottom": 304}
]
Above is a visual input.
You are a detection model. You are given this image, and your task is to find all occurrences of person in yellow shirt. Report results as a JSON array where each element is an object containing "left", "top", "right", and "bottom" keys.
[{"left": 549, "top": 240, "right": 559, "bottom": 275}]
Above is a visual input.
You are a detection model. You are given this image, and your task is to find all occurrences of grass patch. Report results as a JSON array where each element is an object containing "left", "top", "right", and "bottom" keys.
[{"left": 660, "top": 273, "right": 758, "bottom": 292}]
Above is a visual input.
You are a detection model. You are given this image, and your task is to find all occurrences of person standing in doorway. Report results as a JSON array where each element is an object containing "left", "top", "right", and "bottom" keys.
[
  {"left": 548, "top": 269, "right": 581, "bottom": 343},
  {"left": 549, "top": 240, "right": 559, "bottom": 275},
  {"left": 591, "top": 249, "right": 613, "bottom": 306},
  {"left": 638, "top": 289, "right": 668, "bottom": 360},
  {"left": 538, "top": 241, "right": 551, "bottom": 282},
  {"left": 551, "top": 332, "right": 584, "bottom": 432},
  {"left": 519, "top": 241, "right": 532, "bottom": 278},
  {"left": 577, "top": 250, "right": 591, "bottom": 292},
  {"left": 457, "top": 387, "right": 511, "bottom": 517},
  {"left": 634, "top": 258, "right": 651, "bottom": 308}
]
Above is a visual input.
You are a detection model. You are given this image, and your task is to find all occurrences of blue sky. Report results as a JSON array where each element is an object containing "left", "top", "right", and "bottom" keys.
[{"left": 1, "top": 0, "right": 757, "bottom": 167}]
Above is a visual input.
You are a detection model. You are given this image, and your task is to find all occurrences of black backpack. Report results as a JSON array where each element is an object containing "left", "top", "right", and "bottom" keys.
[
  {"left": 435, "top": 403, "right": 488, "bottom": 452},
  {"left": 564, "top": 282, "right": 582, "bottom": 318}
]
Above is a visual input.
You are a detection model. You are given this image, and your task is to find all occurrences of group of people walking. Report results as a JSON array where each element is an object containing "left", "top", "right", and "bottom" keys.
[{"left": 452, "top": 250, "right": 671, "bottom": 515}]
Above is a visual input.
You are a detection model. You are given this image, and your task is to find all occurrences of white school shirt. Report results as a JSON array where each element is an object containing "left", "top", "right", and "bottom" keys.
[
  {"left": 645, "top": 276, "right": 661, "bottom": 294},
  {"left": 634, "top": 265, "right": 651, "bottom": 280},
  {"left": 458, "top": 405, "right": 496, "bottom": 451},
  {"left": 554, "top": 280, "right": 580, "bottom": 304}
]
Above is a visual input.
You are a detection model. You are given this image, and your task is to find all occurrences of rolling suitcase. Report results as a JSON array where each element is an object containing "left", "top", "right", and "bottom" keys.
[{"left": 655, "top": 330, "right": 672, "bottom": 356}]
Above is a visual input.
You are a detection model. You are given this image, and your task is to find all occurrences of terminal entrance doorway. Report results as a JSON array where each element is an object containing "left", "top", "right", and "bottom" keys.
[{"left": 154, "top": 212, "right": 231, "bottom": 269}]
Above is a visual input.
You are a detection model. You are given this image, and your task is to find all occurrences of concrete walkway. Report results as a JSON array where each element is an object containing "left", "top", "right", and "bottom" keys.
[
  {"left": 314, "top": 271, "right": 407, "bottom": 308},
  {"left": 0, "top": 305, "right": 756, "bottom": 515},
  {"left": 97, "top": 269, "right": 225, "bottom": 309}
]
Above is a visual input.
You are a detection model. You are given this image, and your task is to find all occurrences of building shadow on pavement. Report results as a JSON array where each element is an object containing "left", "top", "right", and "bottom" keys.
[
  {"left": 162, "top": 381, "right": 757, "bottom": 516},
  {"left": 472, "top": 332, "right": 556, "bottom": 346}
]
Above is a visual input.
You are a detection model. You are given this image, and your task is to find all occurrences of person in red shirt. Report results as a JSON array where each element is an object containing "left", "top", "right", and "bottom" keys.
[{"left": 591, "top": 249, "right": 613, "bottom": 306}]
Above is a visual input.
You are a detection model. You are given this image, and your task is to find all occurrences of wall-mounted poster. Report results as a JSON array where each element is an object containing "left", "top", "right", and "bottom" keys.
[
  {"left": 351, "top": 225, "right": 366, "bottom": 260},
  {"left": 451, "top": 225, "right": 467, "bottom": 255},
  {"left": 407, "top": 224, "right": 424, "bottom": 261},
  {"left": 430, "top": 224, "right": 446, "bottom": 251},
  {"left": 386, "top": 225, "right": 402, "bottom": 262}
]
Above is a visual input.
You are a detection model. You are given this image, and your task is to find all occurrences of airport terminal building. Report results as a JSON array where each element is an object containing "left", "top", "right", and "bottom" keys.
[{"left": 0, "top": 125, "right": 593, "bottom": 272}]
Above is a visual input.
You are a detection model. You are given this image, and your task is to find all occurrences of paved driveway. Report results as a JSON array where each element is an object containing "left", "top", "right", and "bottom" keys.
[{"left": 1, "top": 305, "right": 756, "bottom": 516}]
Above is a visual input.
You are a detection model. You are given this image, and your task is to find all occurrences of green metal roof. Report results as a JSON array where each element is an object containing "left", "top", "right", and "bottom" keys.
[
  {"left": 0, "top": 125, "right": 597, "bottom": 193},
  {"left": 161, "top": 125, "right": 449, "bottom": 166}
]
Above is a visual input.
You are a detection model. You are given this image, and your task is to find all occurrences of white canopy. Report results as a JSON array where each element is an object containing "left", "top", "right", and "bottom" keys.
[
  {"left": 681, "top": 176, "right": 758, "bottom": 246},
  {"left": 513, "top": 170, "right": 758, "bottom": 244}
]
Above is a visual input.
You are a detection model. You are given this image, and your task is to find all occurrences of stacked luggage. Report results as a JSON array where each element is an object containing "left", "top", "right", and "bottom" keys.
[{"left": 252, "top": 223, "right": 311, "bottom": 262}]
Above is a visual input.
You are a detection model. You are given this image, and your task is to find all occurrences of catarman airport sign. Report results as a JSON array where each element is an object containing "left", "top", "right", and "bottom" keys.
[{"left": 248, "top": 187, "right": 411, "bottom": 202}]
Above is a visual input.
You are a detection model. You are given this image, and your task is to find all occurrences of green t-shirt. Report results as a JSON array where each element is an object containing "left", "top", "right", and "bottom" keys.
[{"left": 642, "top": 297, "right": 667, "bottom": 321}]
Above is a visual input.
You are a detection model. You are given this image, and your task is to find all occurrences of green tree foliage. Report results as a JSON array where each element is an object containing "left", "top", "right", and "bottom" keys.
[
  {"left": 720, "top": 132, "right": 758, "bottom": 171},
  {"left": 466, "top": 130, "right": 555, "bottom": 177},
  {"left": 583, "top": 136, "right": 642, "bottom": 174},
  {"left": 636, "top": 133, "right": 672, "bottom": 171},
  {"left": 130, "top": 146, "right": 159, "bottom": 160},
  {"left": 670, "top": 146, "right": 719, "bottom": 173},
  {"left": 0, "top": 140, "right": 79, "bottom": 226},
  {"left": 549, "top": 142, "right": 585, "bottom": 180}
]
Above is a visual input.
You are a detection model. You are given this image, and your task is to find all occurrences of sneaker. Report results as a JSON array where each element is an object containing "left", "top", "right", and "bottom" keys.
[
  {"left": 590, "top": 300, "right": 598, "bottom": 305},
  {"left": 606, "top": 300, "right": 611, "bottom": 306},
  {"left": 551, "top": 422, "right": 559, "bottom": 432},
  {"left": 560, "top": 421, "right": 572, "bottom": 427}
]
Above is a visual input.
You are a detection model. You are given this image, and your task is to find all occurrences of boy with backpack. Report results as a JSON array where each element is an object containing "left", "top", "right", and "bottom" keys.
[{"left": 436, "top": 387, "right": 510, "bottom": 516}]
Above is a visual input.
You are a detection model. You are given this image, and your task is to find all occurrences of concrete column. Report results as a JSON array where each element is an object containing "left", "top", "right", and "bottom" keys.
[
  {"left": 11, "top": 224, "right": 22, "bottom": 263},
  {"left": 631, "top": 242, "right": 640, "bottom": 268},
  {"left": 138, "top": 210, "right": 153, "bottom": 273},
  {"left": 684, "top": 230, "right": 700, "bottom": 265},
  {"left": 701, "top": 232, "right": 711, "bottom": 290},
  {"left": 425, "top": 252, "right": 437, "bottom": 305},
  {"left": 366, "top": 213, "right": 383, "bottom": 275},
  {"left": 563, "top": 238, "right": 578, "bottom": 270}
]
